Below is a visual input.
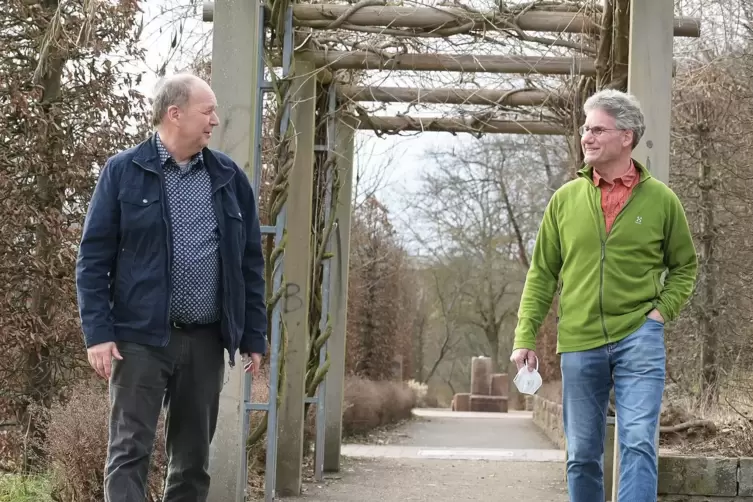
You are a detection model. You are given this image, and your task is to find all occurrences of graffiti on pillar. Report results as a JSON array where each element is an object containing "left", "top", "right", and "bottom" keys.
[{"left": 283, "top": 282, "right": 304, "bottom": 313}]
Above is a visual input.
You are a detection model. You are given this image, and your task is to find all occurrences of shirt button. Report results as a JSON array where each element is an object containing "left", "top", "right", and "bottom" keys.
[
  {"left": 142, "top": 199, "right": 148, "bottom": 203},
  {"left": 238, "top": 212, "right": 242, "bottom": 217}
]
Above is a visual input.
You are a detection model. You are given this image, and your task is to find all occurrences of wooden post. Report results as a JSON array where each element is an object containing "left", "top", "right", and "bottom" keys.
[
  {"left": 604, "top": 417, "right": 615, "bottom": 500},
  {"left": 610, "top": 1, "right": 674, "bottom": 500},
  {"left": 322, "top": 115, "right": 355, "bottom": 472},
  {"left": 275, "top": 58, "right": 317, "bottom": 497},
  {"left": 205, "top": 0, "right": 261, "bottom": 500}
]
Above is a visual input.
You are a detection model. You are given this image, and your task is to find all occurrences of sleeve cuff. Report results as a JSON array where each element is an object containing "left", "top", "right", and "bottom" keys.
[
  {"left": 240, "top": 334, "right": 267, "bottom": 356},
  {"left": 84, "top": 328, "right": 116, "bottom": 348}
]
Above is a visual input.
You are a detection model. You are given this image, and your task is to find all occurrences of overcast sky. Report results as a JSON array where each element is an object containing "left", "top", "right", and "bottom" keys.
[{"left": 132, "top": 0, "right": 484, "bottom": 243}]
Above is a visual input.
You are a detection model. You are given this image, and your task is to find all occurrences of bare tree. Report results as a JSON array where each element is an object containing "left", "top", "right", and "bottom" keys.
[{"left": 406, "top": 134, "right": 568, "bottom": 371}]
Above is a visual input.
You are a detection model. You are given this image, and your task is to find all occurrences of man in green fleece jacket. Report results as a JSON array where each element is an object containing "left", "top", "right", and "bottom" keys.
[{"left": 510, "top": 89, "right": 697, "bottom": 502}]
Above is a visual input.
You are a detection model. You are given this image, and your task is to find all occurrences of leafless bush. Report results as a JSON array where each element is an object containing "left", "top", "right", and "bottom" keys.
[
  {"left": 341, "top": 377, "right": 416, "bottom": 437},
  {"left": 43, "top": 382, "right": 166, "bottom": 502}
]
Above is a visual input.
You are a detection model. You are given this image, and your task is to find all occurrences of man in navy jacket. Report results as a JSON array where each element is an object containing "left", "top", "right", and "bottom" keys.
[{"left": 75, "top": 73, "right": 267, "bottom": 501}]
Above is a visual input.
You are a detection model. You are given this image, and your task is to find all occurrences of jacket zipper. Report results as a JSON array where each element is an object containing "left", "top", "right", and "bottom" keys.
[
  {"left": 134, "top": 159, "right": 173, "bottom": 345},
  {"left": 593, "top": 181, "right": 642, "bottom": 343}
]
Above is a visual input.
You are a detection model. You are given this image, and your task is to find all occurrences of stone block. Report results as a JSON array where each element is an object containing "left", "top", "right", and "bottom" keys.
[
  {"left": 658, "top": 496, "right": 753, "bottom": 501},
  {"left": 453, "top": 392, "right": 471, "bottom": 412},
  {"left": 658, "top": 455, "right": 738, "bottom": 496},
  {"left": 470, "top": 395, "right": 508, "bottom": 413},
  {"left": 471, "top": 356, "right": 492, "bottom": 395},
  {"left": 490, "top": 373, "right": 508, "bottom": 397},
  {"left": 739, "top": 457, "right": 753, "bottom": 496},
  {"left": 524, "top": 395, "right": 534, "bottom": 410}
]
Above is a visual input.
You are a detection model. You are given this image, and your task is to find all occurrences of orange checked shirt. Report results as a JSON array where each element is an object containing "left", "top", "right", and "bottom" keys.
[{"left": 593, "top": 160, "right": 639, "bottom": 233}]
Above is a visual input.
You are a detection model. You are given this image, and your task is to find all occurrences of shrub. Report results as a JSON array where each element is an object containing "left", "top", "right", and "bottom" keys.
[
  {"left": 0, "top": 430, "right": 22, "bottom": 473},
  {"left": 406, "top": 379, "right": 429, "bottom": 407},
  {"left": 44, "top": 381, "right": 166, "bottom": 502},
  {"left": 341, "top": 377, "right": 416, "bottom": 437}
]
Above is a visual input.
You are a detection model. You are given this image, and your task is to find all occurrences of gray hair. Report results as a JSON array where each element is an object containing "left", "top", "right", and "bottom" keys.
[
  {"left": 151, "top": 73, "right": 201, "bottom": 126},
  {"left": 583, "top": 89, "right": 645, "bottom": 148}
]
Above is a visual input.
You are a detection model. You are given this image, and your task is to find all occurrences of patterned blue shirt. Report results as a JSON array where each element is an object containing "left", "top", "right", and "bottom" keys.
[{"left": 155, "top": 133, "right": 221, "bottom": 324}]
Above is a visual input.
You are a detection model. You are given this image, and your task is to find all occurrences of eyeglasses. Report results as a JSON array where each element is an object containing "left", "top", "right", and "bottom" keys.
[{"left": 578, "top": 125, "right": 625, "bottom": 136}]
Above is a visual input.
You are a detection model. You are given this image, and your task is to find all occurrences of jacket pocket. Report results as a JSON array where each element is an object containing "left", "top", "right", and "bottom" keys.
[{"left": 118, "top": 187, "right": 161, "bottom": 230}]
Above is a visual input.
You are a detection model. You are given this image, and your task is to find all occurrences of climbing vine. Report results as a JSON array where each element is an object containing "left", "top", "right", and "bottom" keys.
[{"left": 245, "top": 0, "right": 346, "bottom": 448}]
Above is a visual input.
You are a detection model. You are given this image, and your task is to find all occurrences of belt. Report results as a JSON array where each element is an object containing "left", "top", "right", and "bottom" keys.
[{"left": 170, "top": 320, "right": 219, "bottom": 331}]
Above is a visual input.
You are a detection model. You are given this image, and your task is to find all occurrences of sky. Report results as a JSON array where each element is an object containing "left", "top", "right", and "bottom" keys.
[{"left": 133, "top": 0, "right": 483, "bottom": 241}]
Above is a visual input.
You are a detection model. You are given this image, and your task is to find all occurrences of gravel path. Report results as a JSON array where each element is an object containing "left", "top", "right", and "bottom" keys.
[
  {"left": 391, "top": 409, "right": 557, "bottom": 450},
  {"left": 283, "top": 457, "right": 569, "bottom": 501},
  {"left": 278, "top": 409, "right": 569, "bottom": 501}
]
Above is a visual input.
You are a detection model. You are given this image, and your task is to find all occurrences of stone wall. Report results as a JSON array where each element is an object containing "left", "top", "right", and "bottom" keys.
[
  {"left": 531, "top": 394, "right": 753, "bottom": 501},
  {"left": 531, "top": 393, "right": 565, "bottom": 449}
]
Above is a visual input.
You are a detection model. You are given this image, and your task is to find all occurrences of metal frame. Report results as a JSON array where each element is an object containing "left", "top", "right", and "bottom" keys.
[{"left": 239, "top": 3, "right": 336, "bottom": 500}]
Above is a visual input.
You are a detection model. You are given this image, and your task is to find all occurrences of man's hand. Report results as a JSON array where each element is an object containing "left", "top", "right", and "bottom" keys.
[
  {"left": 510, "top": 348, "right": 538, "bottom": 372},
  {"left": 648, "top": 308, "right": 665, "bottom": 324},
  {"left": 87, "top": 342, "right": 123, "bottom": 380},
  {"left": 243, "top": 353, "right": 263, "bottom": 376}
]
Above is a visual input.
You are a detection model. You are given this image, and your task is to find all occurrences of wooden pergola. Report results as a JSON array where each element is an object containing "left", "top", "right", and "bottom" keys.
[{"left": 202, "top": 1, "right": 701, "bottom": 501}]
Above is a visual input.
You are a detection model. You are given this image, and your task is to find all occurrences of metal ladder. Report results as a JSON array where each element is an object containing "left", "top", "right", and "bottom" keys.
[{"left": 243, "top": 4, "right": 336, "bottom": 500}]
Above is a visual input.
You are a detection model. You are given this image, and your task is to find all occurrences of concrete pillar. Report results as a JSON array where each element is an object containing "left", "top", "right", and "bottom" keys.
[
  {"left": 322, "top": 115, "right": 355, "bottom": 473},
  {"left": 274, "top": 58, "right": 317, "bottom": 497},
  {"left": 610, "top": 1, "right": 674, "bottom": 499},
  {"left": 627, "top": 0, "right": 673, "bottom": 185},
  {"left": 206, "top": 0, "right": 261, "bottom": 500}
]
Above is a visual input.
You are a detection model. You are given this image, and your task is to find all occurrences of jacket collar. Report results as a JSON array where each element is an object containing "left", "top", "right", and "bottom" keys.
[
  {"left": 577, "top": 157, "right": 652, "bottom": 184},
  {"left": 131, "top": 133, "right": 236, "bottom": 189}
]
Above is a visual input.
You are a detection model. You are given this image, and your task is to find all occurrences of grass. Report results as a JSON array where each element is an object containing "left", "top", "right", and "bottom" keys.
[{"left": 0, "top": 474, "right": 52, "bottom": 502}]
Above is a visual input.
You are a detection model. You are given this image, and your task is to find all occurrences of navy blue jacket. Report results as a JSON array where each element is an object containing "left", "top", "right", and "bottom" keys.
[{"left": 75, "top": 135, "right": 267, "bottom": 365}]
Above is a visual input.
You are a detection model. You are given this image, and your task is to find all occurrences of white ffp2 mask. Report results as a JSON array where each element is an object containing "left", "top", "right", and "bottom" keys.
[{"left": 513, "top": 359, "right": 543, "bottom": 395}]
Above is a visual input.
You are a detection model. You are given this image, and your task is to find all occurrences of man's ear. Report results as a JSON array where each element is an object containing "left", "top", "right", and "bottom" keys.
[
  {"left": 166, "top": 104, "right": 180, "bottom": 123},
  {"left": 624, "top": 130, "right": 634, "bottom": 148}
]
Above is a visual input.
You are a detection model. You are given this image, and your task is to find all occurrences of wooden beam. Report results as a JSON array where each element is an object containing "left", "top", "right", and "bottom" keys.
[
  {"left": 291, "top": 4, "right": 600, "bottom": 33},
  {"left": 298, "top": 50, "right": 596, "bottom": 75},
  {"left": 275, "top": 58, "right": 317, "bottom": 497},
  {"left": 202, "top": 3, "right": 701, "bottom": 38},
  {"left": 322, "top": 115, "right": 356, "bottom": 472},
  {"left": 339, "top": 86, "right": 563, "bottom": 106},
  {"left": 353, "top": 115, "right": 565, "bottom": 135}
]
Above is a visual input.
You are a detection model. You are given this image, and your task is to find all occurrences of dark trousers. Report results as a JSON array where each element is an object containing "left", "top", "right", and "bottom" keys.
[{"left": 104, "top": 325, "right": 225, "bottom": 502}]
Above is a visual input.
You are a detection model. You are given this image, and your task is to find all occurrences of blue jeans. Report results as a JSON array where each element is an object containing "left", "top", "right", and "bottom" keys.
[{"left": 561, "top": 317, "right": 665, "bottom": 502}]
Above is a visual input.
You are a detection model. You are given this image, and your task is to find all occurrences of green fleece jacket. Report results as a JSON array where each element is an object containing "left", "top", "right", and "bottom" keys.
[{"left": 512, "top": 160, "right": 698, "bottom": 353}]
